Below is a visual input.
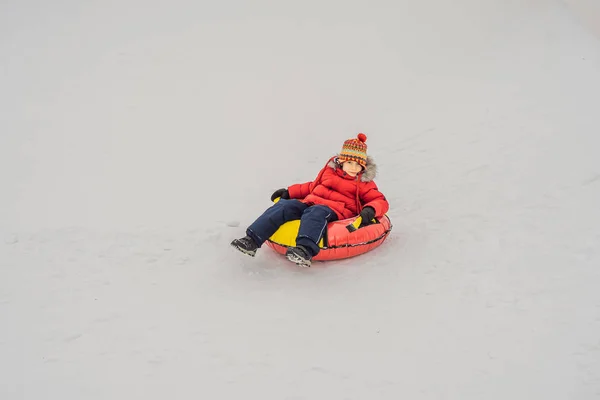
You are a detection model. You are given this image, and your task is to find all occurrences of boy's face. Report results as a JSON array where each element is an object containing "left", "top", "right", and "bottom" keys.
[{"left": 342, "top": 160, "right": 363, "bottom": 177}]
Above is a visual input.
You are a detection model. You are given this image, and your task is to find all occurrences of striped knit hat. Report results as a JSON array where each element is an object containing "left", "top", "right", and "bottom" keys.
[{"left": 338, "top": 133, "right": 368, "bottom": 167}]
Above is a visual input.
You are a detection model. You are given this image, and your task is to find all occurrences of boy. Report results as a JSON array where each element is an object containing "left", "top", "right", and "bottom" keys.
[{"left": 231, "top": 133, "right": 389, "bottom": 267}]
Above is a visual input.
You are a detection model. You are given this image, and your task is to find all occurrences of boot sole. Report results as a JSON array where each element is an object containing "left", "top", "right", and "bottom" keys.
[
  {"left": 230, "top": 242, "right": 257, "bottom": 257},
  {"left": 285, "top": 251, "right": 311, "bottom": 267}
]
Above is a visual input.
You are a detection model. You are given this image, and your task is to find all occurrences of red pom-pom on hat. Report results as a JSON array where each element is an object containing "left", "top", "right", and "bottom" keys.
[{"left": 357, "top": 133, "right": 367, "bottom": 143}]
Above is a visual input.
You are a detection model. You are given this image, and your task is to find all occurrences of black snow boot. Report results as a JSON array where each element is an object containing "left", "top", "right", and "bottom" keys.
[
  {"left": 285, "top": 245, "right": 312, "bottom": 267},
  {"left": 231, "top": 235, "right": 259, "bottom": 257}
]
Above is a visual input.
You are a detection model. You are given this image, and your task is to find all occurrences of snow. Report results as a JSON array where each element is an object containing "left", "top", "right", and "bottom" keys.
[{"left": 1, "top": 0, "right": 600, "bottom": 399}]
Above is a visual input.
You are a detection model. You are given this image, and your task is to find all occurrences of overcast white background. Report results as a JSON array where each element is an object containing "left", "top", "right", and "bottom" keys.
[{"left": 1, "top": 0, "right": 599, "bottom": 399}]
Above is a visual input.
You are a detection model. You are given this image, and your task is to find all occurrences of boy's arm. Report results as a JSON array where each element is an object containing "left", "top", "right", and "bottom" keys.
[
  {"left": 287, "top": 181, "right": 314, "bottom": 199},
  {"left": 360, "top": 182, "right": 390, "bottom": 218}
]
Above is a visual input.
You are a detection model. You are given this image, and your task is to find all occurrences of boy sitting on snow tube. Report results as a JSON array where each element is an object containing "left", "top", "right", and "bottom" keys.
[{"left": 231, "top": 133, "right": 390, "bottom": 267}]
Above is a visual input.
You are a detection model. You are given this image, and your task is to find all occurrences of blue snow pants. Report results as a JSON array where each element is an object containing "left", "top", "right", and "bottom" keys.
[{"left": 246, "top": 199, "right": 338, "bottom": 257}]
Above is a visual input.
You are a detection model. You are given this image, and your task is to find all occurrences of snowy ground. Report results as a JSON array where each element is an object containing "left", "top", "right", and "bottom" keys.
[{"left": 2, "top": 0, "right": 600, "bottom": 399}]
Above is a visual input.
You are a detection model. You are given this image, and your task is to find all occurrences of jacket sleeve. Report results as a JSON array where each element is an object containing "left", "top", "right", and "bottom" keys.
[
  {"left": 287, "top": 181, "right": 314, "bottom": 199},
  {"left": 359, "top": 181, "right": 390, "bottom": 218}
]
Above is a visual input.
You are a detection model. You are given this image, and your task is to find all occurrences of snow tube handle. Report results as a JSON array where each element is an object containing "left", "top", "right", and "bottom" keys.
[{"left": 346, "top": 216, "right": 363, "bottom": 232}]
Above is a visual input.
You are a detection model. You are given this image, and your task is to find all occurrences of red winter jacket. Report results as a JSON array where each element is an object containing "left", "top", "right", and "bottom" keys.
[{"left": 286, "top": 156, "right": 390, "bottom": 221}]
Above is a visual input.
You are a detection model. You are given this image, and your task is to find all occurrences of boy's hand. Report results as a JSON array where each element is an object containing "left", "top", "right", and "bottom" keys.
[
  {"left": 359, "top": 206, "right": 376, "bottom": 226},
  {"left": 271, "top": 188, "right": 290, "bottom": 202}
]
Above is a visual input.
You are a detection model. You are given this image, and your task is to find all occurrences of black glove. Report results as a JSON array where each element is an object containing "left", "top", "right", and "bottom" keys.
[
  {"left": 359, "top": 206, "right": 376, "bottom": 227},
  {"left": 271, "top": 188, "right": 290, "bottom": 202}
]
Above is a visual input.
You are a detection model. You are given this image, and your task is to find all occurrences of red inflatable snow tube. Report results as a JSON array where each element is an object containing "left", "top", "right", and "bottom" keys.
[{"left": 265, "top": 214, "right": 393, "bottom": 261}]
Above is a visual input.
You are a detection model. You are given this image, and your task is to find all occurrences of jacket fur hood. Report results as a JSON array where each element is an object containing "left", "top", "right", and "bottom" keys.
[{"left": 328, "top": 155, "right": 378, "bottom": 182}]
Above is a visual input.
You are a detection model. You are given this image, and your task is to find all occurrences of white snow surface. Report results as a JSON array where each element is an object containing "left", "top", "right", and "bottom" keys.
[{"left": 2, "top": 0, "right": 600, "bottom": 399}]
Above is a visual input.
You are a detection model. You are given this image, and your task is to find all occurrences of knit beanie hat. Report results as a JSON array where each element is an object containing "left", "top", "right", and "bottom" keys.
[{"left": 338, "top": 133, "right": 368, "bottom": 167}]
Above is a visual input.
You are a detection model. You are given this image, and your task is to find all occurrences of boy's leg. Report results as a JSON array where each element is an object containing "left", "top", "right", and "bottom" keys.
[
  {"left": 295, "top": 205, "right": 338, "bottom": 257},
  {"left": 246, "top": 199, "right": 308, "bottom": 247}
]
